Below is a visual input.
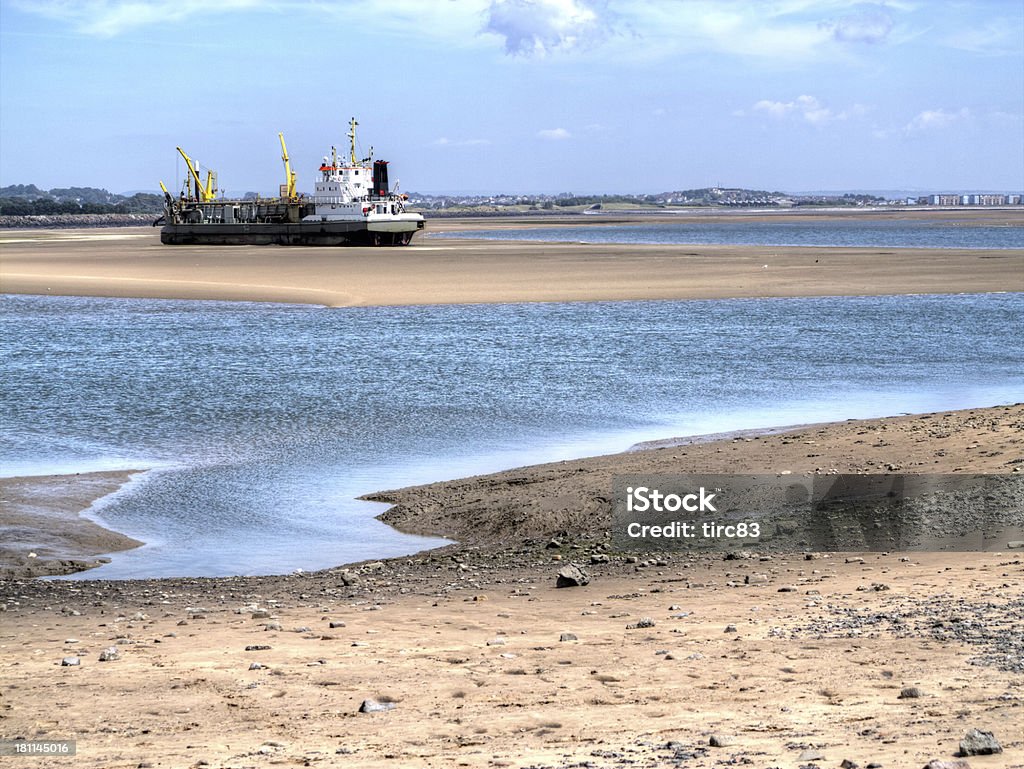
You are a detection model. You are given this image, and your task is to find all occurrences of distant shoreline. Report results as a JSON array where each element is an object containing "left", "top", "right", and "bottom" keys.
[{"left": 2, "top": 204, "right": 1022, "bottom": 230}]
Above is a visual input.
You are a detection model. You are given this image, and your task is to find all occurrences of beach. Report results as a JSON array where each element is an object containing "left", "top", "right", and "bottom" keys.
[
  {"left": 0, "top": 406, "right": 1022, "bottom": 768},
  {"left": 1, "top": 212, "right": 1023, "bottom": 767}
]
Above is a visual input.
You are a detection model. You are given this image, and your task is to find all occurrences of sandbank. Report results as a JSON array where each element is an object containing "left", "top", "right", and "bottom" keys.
[{"left": 2, "top": 210, "right": 1022, "bottom": 307}]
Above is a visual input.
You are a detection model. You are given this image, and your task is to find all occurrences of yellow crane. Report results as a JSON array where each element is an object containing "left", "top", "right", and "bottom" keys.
[
  {"left": 176, "top": 146, "right": 217, "bottom": 202},
  {"left": 278, "top": 132, "right": 297, "bottom": 200}
]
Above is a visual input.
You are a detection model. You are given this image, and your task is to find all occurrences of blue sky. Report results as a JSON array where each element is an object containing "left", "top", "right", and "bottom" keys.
[{"left": 1, "top": 0, "right": 1022, "bottom": 195}]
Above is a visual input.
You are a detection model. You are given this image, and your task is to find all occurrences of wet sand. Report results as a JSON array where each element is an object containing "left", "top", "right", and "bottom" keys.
[
  {"left": 1, "top": 406, "right": 1021, "bottom": 768},
  {"left": 0, "top": 471, "right": 143, "bottom": 578},
  {"left": 2, "top": 210, "right": 1022, "bottom": 307}
]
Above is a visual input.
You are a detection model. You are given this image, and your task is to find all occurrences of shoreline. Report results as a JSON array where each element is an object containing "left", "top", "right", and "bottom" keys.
[
  {"left": 3, "top": 404, "right": 1020, "bottom": 581},
  {"left": 2, "top": 212, "right": 1022, "bottom": 307}
]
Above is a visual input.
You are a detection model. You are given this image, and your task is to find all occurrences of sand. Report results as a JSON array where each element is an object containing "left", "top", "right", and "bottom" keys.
[
  {"left": 1, "top": 406, "right": 1022, "bottom": 768},
  {"left": 1, "top": 210, "right": 1022, "bottom": 306}
]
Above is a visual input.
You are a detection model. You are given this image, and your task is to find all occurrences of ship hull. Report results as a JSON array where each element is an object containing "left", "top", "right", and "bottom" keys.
[{"left": 160, "top": 219, "right": 424, "bottom": 246}]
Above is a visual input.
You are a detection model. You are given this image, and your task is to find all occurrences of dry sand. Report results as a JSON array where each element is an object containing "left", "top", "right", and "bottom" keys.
[
  {"left": 2, "top": 210, "right": 1022, "bottom": 306},
  {"left": 1, "top": 405, "right": 1022, "bottom": 768}
]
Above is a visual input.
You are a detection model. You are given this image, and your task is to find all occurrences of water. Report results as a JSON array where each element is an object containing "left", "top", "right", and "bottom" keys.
[
  {"left": 1, "top": 293, "right": 1021, "bottom": 579},
  {"left": 433, "top": 219, "right": 1024, "bottom": 249}
]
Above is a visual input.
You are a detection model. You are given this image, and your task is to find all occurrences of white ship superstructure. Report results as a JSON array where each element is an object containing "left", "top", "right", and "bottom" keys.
[{"left": 304, "top": 117, "right": 424, "bottom": 245}]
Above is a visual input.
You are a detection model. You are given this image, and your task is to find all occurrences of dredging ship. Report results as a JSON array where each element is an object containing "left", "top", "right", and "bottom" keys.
[{"left": 158, "top": 118, "right": 425, "bottom": 246}]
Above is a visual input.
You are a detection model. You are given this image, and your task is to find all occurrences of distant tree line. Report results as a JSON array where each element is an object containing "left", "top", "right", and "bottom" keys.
[{"left": 0, "top": 184, "right": 164, "bottom": 216}]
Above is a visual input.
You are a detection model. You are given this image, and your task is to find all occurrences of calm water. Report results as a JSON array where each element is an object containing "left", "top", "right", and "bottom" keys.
[
  {"left": 434, "top": 218, "right": 1024, "bottom": 249},
  {"left": 1, "top": 293, "right": 1022, "bottom": 578}
]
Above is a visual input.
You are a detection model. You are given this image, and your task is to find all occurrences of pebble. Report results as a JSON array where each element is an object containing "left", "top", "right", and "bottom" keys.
[
  {"left": 798, "top": 748, "right": 825, "bottom": 761},
  {"left": 924, "top": 761, "right": 971, "bottom": 769},
  {"left": 708, "top": 734, "right": 736, "bottom": 747},
  {"left": 899, "top": 686, "right": 923, "bottom": 699},
  {"left": 724, "top": 624, "right": 738, "bottom": 633},
  {"left": 626, "top": 617, "right": 655, "bottom": 630},
  {"left": 556, "top": 564, "right": 590, "bottom": 588},
  {"left": 958, "top": 728, "right": 1001, "bottom": 756},
  {"left": 559, "top": 633, "right": 578, "bottom": 642},
  {"left": 61, "top": 656, "right": 80, "bottom": 666},
  {"left": 358, "top": 698, "right": 395, "bottom": 713},
  {"left": 245, "top": 645, "right": 271, "bottom": 651},
  {"left": 249, "top": 662, "right": 263, "bottom": 670},
  {"left": 329, "top": 621, "right": 346, "bottom": 629},
  {"left": 98, "top": 646, "right": 120, "bottom": 662}
]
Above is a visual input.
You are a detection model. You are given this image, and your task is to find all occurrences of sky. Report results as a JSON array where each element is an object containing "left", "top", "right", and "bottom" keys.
[{"left": 1, "top": 0, "right": 1022, "bottom": 195}]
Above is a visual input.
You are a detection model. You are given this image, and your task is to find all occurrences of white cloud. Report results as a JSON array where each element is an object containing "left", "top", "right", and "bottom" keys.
[
  {"left": 12, "top": 0, "right": 262, "bottom": 37},
  {"left": 483, "top": 0, "right": 611, "bottom": 56},
  {"left": 537, "top": 128, "right": 571, "bottom": 140},
  {"left": 822, "top": 7, "right": 894, "bottom": 44},
  {"left": 942, "top": 19, "right": 1024, "bottom": 57},
  {"left": 904, "top": 107, "right": 970, "bottom": 133},
  {"left": 751, "top": 94, "right": 859, "bottom": 125}
]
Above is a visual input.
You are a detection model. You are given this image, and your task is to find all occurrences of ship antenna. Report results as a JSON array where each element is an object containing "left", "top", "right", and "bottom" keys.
[{"left": 348, "top": 117, "right": 358, "bottom": 166}]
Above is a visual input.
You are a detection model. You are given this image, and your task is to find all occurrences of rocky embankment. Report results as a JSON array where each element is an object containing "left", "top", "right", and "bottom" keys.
[{"left": 0, "top": 213, "right": 158, "bottom": 229}]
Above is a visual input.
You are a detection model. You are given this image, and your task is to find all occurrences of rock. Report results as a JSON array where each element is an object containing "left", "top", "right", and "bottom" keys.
[
  {"left": 263, "top": 622, "right": 282, "bottom": 631},
  {"left": 899, "top": 686, "right": 923, "bottom": 699},
  {"left": 249, "top": 662, "right": 263, "bottom": 670},
  {"left": 798, "top": 748, "right": 825, "bottom": 761},
  {"left": 1006, "top": 540, "right": 1024, "bottom": 549},
  {"left": 546, "top": 539, "right": 562, "bottom": 549},
  {"left": 556, "top": 564, "right": 590, "bottom": 588},
  {"left": 724, "top": 624, "right": 738, "bottom": 633},
  {"left": 626, "top": 617, "right": 655, "bottom": 630},
  {"left": 329, "top": 621, "right": 346, "bottom": 629},
  {"left": 958, "top": 728, "right": 1001, "bottom": 756},
  {"left": 709, "top": 734, "right": 736, "bottom": 747},
  {"left": 98, "top": 647, "right": 120, "bottom": 662},
  {"left": 841, "top": 761, "right": 859, "bottom": 769},
  {"left": 486, "top": 637, "right": 507, "bottom": 646},
  {"left": 559, "top": 633, "right": 578, "bottom": 642},
  {"left": 924, "top": 761, "right": 971, "bottom": 769},
  {"left": 251, "top": 610, "right": 271, "bottom": 619},
  {"left": 61, "top": 656, "right": 80, "bottom": 666},
  {"left": 744, "top": 574, "right": 770, "bottom": 585},
  {"left": 358, "top": 698, "right": 395, "bottom": 713},
  {"left": 590, "top": 553, "right": 610, "bottom": 564},
  {"left": 339, "top": 570, "right": 359, "bottom": 586},
  {"left": 245, "top": 645, "right": 271, "bottom": 651}
]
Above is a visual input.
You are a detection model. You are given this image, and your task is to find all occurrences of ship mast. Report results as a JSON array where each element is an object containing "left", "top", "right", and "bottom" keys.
[{"left": 348, "top": 117, "right": 358, "bottom": 166}]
